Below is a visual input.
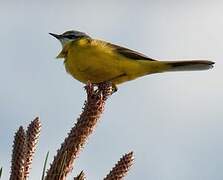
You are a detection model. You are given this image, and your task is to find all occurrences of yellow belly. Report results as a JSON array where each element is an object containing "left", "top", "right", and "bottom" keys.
[
  {"left": 64, "top": 40, "right": 167, "bottom": 85},
  {"left": 64, "top": 47, "right": 121, "bottom": 83}
]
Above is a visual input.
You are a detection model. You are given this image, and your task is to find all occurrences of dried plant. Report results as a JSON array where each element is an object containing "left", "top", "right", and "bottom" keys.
[
  {"left": 7, "top": 82, "right": 135, "bottom": 180},
  {"left": 41, "top": 151, "right": 50, "bottom": 180},
  {"left": 104, "top": 152, "right": 134, "bottom": 180},
  {"left": 10, "top": 126, "right": 26, "bottom": 180},
  {"left": 0, "top": 167, "right": 3, "bottom": 179},
  {"left": 74, "top": 171, "right": 85, "bottom": 180},
  {"left": 9, "top": 118, "right": 41, "bottom": 180},
  {"left": 24, "top": 117, "right": 41, "bottom": 179},
  {"left": 45, "top": 82, "right": 113, "bottom": 180}
]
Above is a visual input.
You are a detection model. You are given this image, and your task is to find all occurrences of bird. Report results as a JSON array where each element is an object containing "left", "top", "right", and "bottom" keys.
[{"left": 50, "top": 30, "right": 214, "bottom": 92}]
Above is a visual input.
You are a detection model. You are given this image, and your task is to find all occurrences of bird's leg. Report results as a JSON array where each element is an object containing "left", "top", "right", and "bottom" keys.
[
  {"left": 90, "top": 82, "right": 100, "bottom": 93},
  {"left": 111, "top": 83, "right": 118, "bottom": 93},
  {"left": 93, "top": 81, "right": 116, "bottom": 94},
  {"left": 99, "top": 82, "right": 117, "bottom": 94},
  {"left": 88, "top": 81, "right": 118, "bottom": 94}
]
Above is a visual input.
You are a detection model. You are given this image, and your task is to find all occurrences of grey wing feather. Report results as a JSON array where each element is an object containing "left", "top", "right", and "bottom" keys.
[{"left": 107, "top": 42, "right": 156, "bottom": 61}]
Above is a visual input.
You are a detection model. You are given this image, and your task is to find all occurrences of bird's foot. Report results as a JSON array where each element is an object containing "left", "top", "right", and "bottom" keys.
[
  {"left": 111, "top": 84, "right": 118, "bottom": 94},
  {"left": 90, "top": 81, "right": 117, "bottom": 94}
]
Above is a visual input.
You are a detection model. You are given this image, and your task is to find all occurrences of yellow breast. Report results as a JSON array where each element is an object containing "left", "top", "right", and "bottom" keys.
[{"left": 64, "top": 38, "right": 124, "bottom": 84}]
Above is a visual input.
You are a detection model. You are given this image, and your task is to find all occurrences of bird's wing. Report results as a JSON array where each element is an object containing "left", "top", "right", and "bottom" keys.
[{"left": 107, "top": 42, "right": 156, "bottom": 61}]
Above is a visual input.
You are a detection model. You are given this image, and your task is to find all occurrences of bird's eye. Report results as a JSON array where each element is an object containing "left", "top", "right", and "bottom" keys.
[{"left": 65, "top": 35, "right": 76, "bottom": 39}]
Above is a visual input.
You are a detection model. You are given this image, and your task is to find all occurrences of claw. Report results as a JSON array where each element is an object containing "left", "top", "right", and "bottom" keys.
[{"left": 112, "top": 84, "right": 118, "bottom": 94}]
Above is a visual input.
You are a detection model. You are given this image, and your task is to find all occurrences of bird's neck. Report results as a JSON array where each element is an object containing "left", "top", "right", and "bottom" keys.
[{"left": 56, "top": 43, "right": 71, "bottom": 59}]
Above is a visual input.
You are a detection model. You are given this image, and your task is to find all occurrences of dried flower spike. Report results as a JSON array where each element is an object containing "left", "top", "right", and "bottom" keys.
[
  {"left": 45, "top": 82, "right": 113, "bottom": 180},
  {"left": 104, "top": 151, "right": 134, "bottom": 180},
  {"left": 24, "top": 117, "right": 41, "bottom": 179},
  {"left": 10, "top": 126, "right": 26, "bottom": 180}
]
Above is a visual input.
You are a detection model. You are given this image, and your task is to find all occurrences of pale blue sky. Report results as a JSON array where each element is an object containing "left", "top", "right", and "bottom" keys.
[{"left": 1, "top": 0, "right": 223, "bottom": 179}]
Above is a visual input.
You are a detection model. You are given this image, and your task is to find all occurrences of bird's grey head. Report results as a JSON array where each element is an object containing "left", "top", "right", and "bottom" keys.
[{"left": 49, "top": 30, "right": 90, "bottom": 47}]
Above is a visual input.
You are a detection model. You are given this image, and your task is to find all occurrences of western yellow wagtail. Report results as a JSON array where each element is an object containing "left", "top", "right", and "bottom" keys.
[{"left": 50, "top": 30, "right": 214, "bottom": 91}]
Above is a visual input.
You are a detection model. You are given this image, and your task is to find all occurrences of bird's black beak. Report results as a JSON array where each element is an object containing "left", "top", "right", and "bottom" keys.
[{"left": 49, "top": 33, "right": 61, "bottom": 40}]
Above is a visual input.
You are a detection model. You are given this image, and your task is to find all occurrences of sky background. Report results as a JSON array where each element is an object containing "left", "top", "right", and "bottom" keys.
[{"left": 1, "top": 0, "right": 223, "bottom": 179}]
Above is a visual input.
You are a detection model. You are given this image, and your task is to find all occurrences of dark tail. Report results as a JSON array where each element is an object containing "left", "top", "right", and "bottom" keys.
[{"left": 164, "top": 60, "right": 215, "bottom": 71}]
